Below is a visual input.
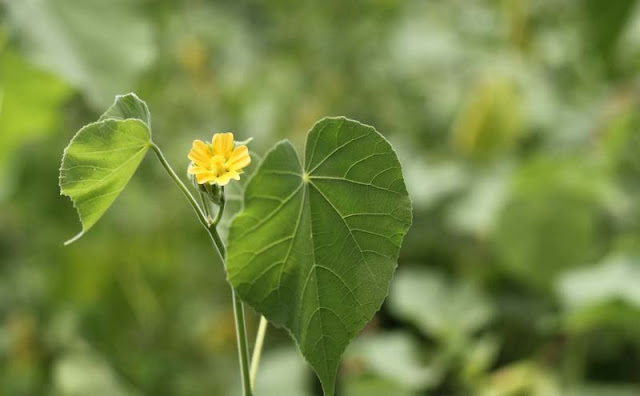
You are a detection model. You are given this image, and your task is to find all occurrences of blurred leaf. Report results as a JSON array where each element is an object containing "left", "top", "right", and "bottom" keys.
[
  {"left": 254, "top": 347, "right": 311, "bottom": 396},
  {"left": 601, "top": 98, "right": 640, "bottom": 190},
  {"left": 558, "top": 254, "right": 640, "bottom": 311},
  {"left": 566, "top": 384, "right": 640, "bottom": 396},
  {"left": 448, "top": 163, "right": 512, "bottom": 236},
  {"left": 462, "top": 334, "right": 500, "bottom": 383},
  {"left": 616, "top": 4, "right": 640, "bottom": 70},
  {"left": 480, "top": 361, "right": 560, "bottom": 396},
  {"left": 227, "top": 118, "right": 413, "bottom": 396},
  {"left": 4, "top": 0, "right": 155, "bottom": 109},
  {"left": 341, "top": 377, "right": 417, "bottom": 396},
  {"left": 557, "top": 253, "right": 640, "bottom": 333},
  {"left": 343, "top": 332, "right": 439, "bottom": 392},
  {"left": 59, "top": 94, "right": 151, "bottom": 244},
  {"left": 452, "top": 77, "right": 522, "bottom": 159},
  {"left": 388, "top": 267, "right": 494, "bottom": 340},
  {"left": 584, "top": 0, "right": 636, "bottom": 60},
  {"left": 53, "top": 342, "right": 142, "bottom": 396},
  {"left": 401, "top": 156, "right": 468, "bottom": 211},
  {"left": 0, "top": 48, "right": 71, "bottom": 197},
  {"left": 494, "top": 158, "right": 604, "bottom": 289}
]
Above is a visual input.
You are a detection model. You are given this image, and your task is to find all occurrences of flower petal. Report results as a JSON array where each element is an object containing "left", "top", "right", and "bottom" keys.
[
  {"left": 188, "top": 140, "right": 212, "bottom": 167},
  {"left": 188, "top": 165, "right": 210, "bottom": 175},
  {"left": 214, "top": 172, "right": 233, "bottom": 186},
  {"left": 196, "top": 171, "right": 217, "bottom": 184},
  {"left": 227, "top": 145, "right": 251, "bottom": 171},
  {"left": 227, "top": 170, "right": 241, "bottom": 180},
  {"left": 212, "top": 132, "right": 234, "bottom": 158}
]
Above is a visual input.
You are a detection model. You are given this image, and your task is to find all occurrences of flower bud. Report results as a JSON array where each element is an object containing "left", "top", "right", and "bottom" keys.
[
  {"left": 189, "top": 171, "right": 224, "bottom": 205},
  {"left": 205, "top": 183, "right": 224, "bottom": 206}
]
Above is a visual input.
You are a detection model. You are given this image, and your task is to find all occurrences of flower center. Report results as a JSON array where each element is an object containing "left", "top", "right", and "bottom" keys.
[{"left": 209, "top": 155, "right": 228, "bottom": 176}]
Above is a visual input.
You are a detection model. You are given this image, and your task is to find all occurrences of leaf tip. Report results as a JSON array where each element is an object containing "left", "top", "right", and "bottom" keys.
[
  {"left": 114, "top": 92, "right": 140, "bottom": 102},
  {"left": 64, "top": 230, "right": 84, "bottom": 246}
]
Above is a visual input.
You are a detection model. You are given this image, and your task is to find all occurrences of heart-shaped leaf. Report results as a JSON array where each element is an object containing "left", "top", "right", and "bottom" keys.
[
  {"left": 227, "top": 117, "right": 412, "bottom": 395},
  {"left": 59, "top": 94, "right": 152, "bottom": 244}
]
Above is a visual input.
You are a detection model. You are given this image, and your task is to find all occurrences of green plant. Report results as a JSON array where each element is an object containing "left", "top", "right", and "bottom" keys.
[{"left": 59, "top": 93, "right": 412, "bottom": 395}]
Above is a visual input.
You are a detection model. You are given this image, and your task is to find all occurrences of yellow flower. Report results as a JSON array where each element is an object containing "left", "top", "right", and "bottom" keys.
[{"left": 187, "top": 132, "right": 251, "bottom": 186}]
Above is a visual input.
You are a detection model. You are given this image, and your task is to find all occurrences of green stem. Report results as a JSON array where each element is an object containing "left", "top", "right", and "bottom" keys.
[
  {"left": 209, "top": 224, "right": 252, "bottom": 396},
  {"left": 150, "top": 142, "right": 253, "bottom": 396},
  {"left": 232, "top": 286, "right": 253, "bottom": 395},
  {"left": 199, "top": 191, "right": 212, "bottom": 221},
  {"left": 150, "top": 143, "right": 209, "bottom": 228},
  {"left": 212, "top": 188, "right": 226, "bottom": 226},
  {"left": 250, "top": 316, "right": 268, "bottom": 389}
]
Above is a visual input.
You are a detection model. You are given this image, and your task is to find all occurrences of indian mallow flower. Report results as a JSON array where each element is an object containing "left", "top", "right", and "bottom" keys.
[{"left": 187, "top": 132, "right": 251, "bottom": 186}]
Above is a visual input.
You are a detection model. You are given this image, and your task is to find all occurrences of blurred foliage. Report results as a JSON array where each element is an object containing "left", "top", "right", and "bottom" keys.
[{"left": 2, "top": 0, "right": 640, "bottom": 394}]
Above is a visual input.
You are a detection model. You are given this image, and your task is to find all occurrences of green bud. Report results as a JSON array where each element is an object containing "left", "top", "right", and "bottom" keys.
[
  {"left": 189, "top": 172, "right": 207, "bottom": 193},
  {"left": 189, "top": 173, "right": 224, "bottom": 205},
  {"left": 205, "top": 183, "right": 224, "bottom": 206}
]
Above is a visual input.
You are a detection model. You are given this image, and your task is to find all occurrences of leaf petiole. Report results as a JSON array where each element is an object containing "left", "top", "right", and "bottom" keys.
[{"left": 149, "top": 142, "right": 209, "bottom": 228}]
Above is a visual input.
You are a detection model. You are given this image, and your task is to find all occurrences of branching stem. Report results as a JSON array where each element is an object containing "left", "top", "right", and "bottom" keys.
[{"left": 151, "top": 142, "right": 253, "bottom": 396}]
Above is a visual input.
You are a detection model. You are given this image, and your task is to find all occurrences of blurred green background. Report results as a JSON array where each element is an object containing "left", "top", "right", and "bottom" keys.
[{"left": 2, "top": 0, "right": 640, "bottom": 395}]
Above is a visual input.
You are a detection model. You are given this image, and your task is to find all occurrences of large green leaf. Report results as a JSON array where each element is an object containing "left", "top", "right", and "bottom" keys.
[
  {"left": 59, "top": 94, "right": 151, "bottom": 244},
  {"left": 227, "top": 117, "right": 412, "bottom": 395}
]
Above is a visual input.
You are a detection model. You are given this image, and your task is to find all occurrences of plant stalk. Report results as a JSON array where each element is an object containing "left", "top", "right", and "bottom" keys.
[
  {"left": 250, "top": 316, "right": 268, "bottom": 389},
  {"left": 151, "top": 142, "right": 253, "bottom": 396},
  {"left": 150, "top": 143, "right": 209, "bottom": 228},
  {"left": 212, "top": 187, "right": 226, "bottom": 226},
  {"left": 209, "top": 224, "right": 252, "bottom": 396},
  {"left": 199, "top": 191, "right": 212, "bottom": 221}
]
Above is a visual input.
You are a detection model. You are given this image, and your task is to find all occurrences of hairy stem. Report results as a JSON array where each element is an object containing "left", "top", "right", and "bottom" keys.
[
  {"left": 151, "top": 142, "right": 253, "bottom": 396},
  {"left": 250, "top": 316, "right": 268, "bottom": 389}
]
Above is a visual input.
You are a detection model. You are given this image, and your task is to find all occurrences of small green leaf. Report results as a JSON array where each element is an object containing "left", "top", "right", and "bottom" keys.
[
  {"left": 98, "top": 93, "right": 151, "bottom": 125},
  {"left": 227, "top": 117, "right": 412, "bottom": 395},
  {"left": 59, "top": 94, "right": 152, "bottom": 245}
]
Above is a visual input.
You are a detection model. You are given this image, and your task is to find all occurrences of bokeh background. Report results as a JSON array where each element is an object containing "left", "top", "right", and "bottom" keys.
[{"left": 2, "top": 0, "right": 640, "bottom": 395}]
